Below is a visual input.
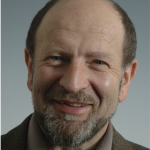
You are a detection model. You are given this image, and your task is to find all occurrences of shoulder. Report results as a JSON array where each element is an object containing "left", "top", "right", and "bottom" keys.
[
  {"left": 1, "top": 114, "right": 32, "bottom": 150},
  {"left": 112, "top": 127, "right": 149, "bottom": 150}
]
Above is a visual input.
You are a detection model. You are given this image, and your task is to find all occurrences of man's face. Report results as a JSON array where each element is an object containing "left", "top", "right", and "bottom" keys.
[{"left": 27, "top": 0, "right": 126, "bottom": 148}]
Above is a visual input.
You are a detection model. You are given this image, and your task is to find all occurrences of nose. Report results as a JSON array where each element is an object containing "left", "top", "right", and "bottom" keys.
[{"left": 59, "top": 59, "right": 89, "bottom": 93}]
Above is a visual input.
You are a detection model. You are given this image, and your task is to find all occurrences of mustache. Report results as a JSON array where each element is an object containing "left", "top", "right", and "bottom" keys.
[{"left": 46, "top": 89, "right": 95, "bottom": 104}]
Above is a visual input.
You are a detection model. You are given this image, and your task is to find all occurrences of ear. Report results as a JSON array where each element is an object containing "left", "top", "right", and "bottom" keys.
[
  {"left": 24, "top": 49, "right": 33, "bottom": 91},
  {"left": 119, "top": 60, "right": 137, "bottom": 103}
]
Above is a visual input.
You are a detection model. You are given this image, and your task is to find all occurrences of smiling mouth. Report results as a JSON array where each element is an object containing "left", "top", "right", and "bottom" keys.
[
  {"left": 51, "top": 99, "right": 92, "bottom": 115},
  {"left": 52, "top": 99, "right": 88, "bottom": 107}
]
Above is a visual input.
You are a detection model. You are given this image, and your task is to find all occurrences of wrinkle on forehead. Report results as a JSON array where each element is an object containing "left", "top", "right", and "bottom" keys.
[
  {"left": 36, "top": 24, "right": 122, "bottom": 53},
  {"left": 48, "top": 24, "right": 119, "bottom": 36},
  {"left": 38, "top": 24, "right": 122, "bottom": 45}
]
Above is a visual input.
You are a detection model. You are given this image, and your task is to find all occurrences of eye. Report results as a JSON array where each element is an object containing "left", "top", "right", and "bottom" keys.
[
  {"left": 90, "top": 60, "right": 109, "bottom": 70},
  {"left": 94, "top": 60, "right": 105, "bottom": 65},
  {"left": 45, "top": 56, "right": 65, "bottom": 62},
  {"left": 45, "top": 56, "right": 67, "bottom": 66},
  {"left": 49, "top": 56, "right": 62, "bottom": 60}
]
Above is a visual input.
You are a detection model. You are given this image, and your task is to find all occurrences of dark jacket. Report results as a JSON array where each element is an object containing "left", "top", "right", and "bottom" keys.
[{"left": 2, "top": 114, "right": 149, "bottom": 150}]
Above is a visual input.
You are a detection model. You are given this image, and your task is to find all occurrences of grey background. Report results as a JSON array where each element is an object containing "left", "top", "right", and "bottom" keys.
[{"left": 2, "top": 0, "right": 150, "bottom": 148}]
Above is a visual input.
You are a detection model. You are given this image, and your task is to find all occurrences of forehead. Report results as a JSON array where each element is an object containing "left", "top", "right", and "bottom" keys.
[
  {"left": 38, "top": 0, "right": 123, "bottom": 33},
  {"left": 36, "top": 0, "right": 124, "bottom": 54}
]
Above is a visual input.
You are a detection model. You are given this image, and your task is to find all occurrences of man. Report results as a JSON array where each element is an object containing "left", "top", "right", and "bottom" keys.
[{"left": 2, "top": 0, "right": 149, "bottom": 150}]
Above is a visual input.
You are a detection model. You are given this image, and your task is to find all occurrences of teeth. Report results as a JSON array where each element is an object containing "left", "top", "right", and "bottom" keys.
[
  {"left": 57, "top": 101, "right": 85, "bottom": 107},
  {"left": 65, "top": 103, "right": 85, "bottom": 107}
]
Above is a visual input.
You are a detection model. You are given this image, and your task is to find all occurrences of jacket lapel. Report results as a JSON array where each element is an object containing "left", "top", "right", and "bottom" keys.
[
  {"left": 112, "top": 127, "right": 132, "bottom": 150},
  {"left": 2, "top": 114, "right": 32, "bottom": 150}
]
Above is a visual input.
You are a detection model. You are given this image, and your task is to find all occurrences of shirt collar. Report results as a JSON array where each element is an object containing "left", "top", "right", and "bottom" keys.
[
  {"left": 27, "top": 114, "right": 113, "bottom": 150},
  {"left": 27, "top": 113, "right": 50, "bottom": 150},
  {"left": 95, "top": 121, "right": 113, "bottom": 150}
]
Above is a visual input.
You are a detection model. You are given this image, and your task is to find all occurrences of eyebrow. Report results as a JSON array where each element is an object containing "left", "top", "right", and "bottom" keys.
[
  {"left": 47, "top": 48, "right": 73, "bottom": 57},
  {"left": 86, "top": 51, "right": 112, "bottom": 59}
]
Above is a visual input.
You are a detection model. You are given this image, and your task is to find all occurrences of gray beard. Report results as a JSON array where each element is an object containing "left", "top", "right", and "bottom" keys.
[{"left": 35, "top": 104, "right": 116, "bottom": 149}]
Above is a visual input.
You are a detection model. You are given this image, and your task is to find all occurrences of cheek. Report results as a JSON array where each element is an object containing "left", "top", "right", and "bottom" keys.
[
  {"left": 91, "top": 72, "right": 120, "bottom": 116},
  {"left": 32, "top": 66, "right": 62, "bottom": 113},
  {"left": 92, "top": 72, "right": 120, "bottom": 97}
]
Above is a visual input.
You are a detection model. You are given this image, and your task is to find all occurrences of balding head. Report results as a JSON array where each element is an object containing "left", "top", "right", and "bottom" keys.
[{"left": 26, "top": 0, "right": 136, "bottom": 68}]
